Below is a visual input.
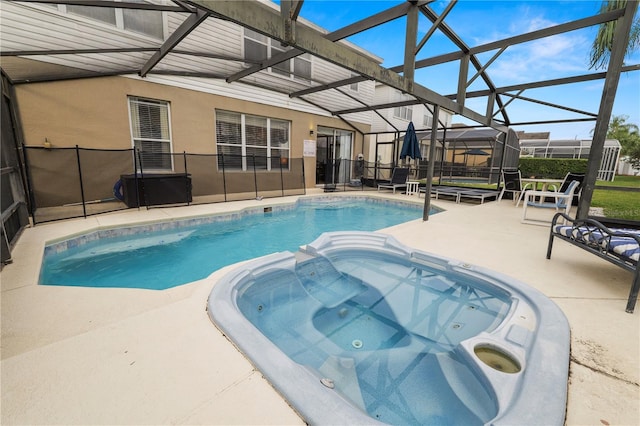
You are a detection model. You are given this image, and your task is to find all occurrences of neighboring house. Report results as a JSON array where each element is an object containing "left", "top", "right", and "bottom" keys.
[
  {"left": 369, "top": 84, "right": 452, "bottom": 164},
  {"left": 516, "top": 132, "right": 551, "bottom": 157},
  {"left": 618, "top": 158, "right": 640, "bottom": 176},
  {"left": 1, "top": 0, "right": 381, "bottom": 188}
]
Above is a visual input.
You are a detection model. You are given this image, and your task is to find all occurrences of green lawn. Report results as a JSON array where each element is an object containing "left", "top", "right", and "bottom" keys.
[
  {"left": 591, "top": 175, "right": 640, "bottom": 220},
  {"left": 594, "top": 175, "right": 640, "bottom": 188}
]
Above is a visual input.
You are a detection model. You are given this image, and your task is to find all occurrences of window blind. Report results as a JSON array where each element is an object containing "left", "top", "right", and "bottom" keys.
[{"left": 129, "top": 97, "right": 172, "bottom": 171}]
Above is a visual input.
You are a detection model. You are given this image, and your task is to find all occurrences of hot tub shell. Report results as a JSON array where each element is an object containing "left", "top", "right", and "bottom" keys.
[{"left": 207, "top": 231, "right": 570, "bottom": 425}]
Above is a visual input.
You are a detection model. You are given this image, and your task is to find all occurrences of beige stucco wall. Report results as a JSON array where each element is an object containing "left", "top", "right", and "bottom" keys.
[{"left": 15, "top": 76, "right": 370, "bottom": 188}]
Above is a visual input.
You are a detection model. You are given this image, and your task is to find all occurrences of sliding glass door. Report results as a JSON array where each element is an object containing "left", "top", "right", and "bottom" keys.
[{"left": 316, "top": 127, "right": 353, "bottom": 185}]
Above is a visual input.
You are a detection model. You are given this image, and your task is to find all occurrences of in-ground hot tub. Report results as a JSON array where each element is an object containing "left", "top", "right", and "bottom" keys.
[{"left": 207, "top": 232, "right": 570, "bottom": 425}]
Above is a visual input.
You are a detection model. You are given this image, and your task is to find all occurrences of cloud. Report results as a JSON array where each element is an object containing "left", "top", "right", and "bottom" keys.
[
  {"left": 467, "top": 9, "right": 592, "bottom": 85},
  {"left": 485, "top": 34, "right": 589, "bottom": 83}
]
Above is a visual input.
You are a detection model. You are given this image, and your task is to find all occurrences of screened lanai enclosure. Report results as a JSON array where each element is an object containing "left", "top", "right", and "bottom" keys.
[
  {"left": 1, "top": 0, "right": 639, "bottom": 263},
  {"left": 365, "top": 127, "right": 521, "bottom": 185},
  {"left": 520, "top": 138, "right": 621, "bottom": 181}
]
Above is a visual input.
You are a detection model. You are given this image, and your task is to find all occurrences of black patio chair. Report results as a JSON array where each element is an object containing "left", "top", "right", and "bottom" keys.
[
  {"left": 498, "top": 170, "right": 533, "bottom": 205},
  {"left": 551, "top": 172, "right": 585, "bottom": 205}
]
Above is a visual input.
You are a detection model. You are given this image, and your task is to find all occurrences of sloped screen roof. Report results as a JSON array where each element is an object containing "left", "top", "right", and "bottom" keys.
[{"left": 1, "top": 0, "right": 638, "bottom": 134}]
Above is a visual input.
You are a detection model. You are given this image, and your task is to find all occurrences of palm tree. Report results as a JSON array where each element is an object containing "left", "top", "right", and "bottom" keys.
[
  {"left": 607, "top": 115, "right": 640, "bottom": 168},
  {"left": 589, "top": 0, "right": 640, "bottom": 70}
]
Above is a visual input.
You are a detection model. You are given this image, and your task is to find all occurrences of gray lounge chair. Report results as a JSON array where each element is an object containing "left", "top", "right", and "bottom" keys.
[
  {"left": 421, "top": 186, "right": 498, "bottom": 204},
  {"left": 377, "top": 168, "right": 410, "bottom": 194},
  {"left": 458, "top": 189, "right": 499, "bottom": 204}
]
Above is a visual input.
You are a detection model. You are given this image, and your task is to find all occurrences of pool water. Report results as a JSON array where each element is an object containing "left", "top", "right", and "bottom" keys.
[
  {"left": 40, "top": 198, "right": 428, "bottom": 290},
  {"left": 237, "top": 252, "right": 510, "bottom": 425}
]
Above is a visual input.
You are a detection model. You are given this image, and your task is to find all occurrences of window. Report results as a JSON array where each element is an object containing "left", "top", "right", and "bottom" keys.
[
  {"left": 423, "top": 114, "right": 432, "bottom": 128},
  {"left": 394, "top": 105, "right": 412, "bottom": 121},
  {"left": 216, "top": 110, "right": 290, "bottom": 171},
  {"left": 67, "top": 4, "right": 116, "bottom": 25},
  {"left": 128, "top": 97, "right": 172, "bottom": 171},
  {"left": 65, "top": 1, "right": 163, "bottom": 39},
  {"left": 350, "top": 73, "right": 359, "bottom": 91},
  {"left": 123, "top": 3, "right": 164, "bottom": 39},
  {"left": 392, "top": 90, "right": 413, "bottom": 121},
  {"left": 244, "top": 28, "right": 311, "bottom": 81}
]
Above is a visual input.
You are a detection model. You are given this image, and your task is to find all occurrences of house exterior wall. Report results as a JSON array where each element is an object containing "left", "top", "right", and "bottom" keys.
[
  {"left": 369, "top": 85, "right": 453, "bottom": 164},
  {"left": 15, "top": 76, "right": 369, "bottom": 189},
  {"left": 4, "top": 0, "right": 378, "bottom": 189},
  {"left": 1, "top": 1, "right": 377, "bottom": 126},
  {"left": 371, "top": 85, "right": 453, "bottom": 134}
]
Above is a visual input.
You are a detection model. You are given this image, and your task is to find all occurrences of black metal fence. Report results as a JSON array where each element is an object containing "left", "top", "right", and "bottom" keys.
[
  {"left": 317, "top": 158, "right": 501, "bottom": 193},
  {"left": 22, "top": 146, "right": 510, "bottom": 225},
  {"left": 360, "top": 160, "right": 499, "bottom": 185},
  {"left": 23, "top": 146, "right": 306, "bottom": 224}
]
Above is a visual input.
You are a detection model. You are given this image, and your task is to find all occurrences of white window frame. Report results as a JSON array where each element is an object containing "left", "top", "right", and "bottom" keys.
[
  {"left": 128, "top": 97, "right": 173, "bottom": 172},
  {"left": 394, "top": 105, "right": 413, "bottom": 121},
  {"left": 243, "top": 28, "right": 312, "bottom": 82},
  {"left": 423, "top": 114, "right": 432, "bottom": 128},
  {"left": 349, "top": 73, "right": 359, "bottom": 92},
  {"left": 56, "top": 2, "right": 165, "bottom": 40},
  {"left": 215, "top": 110, "right": 290, "bottom": 172},
  {"left": 392, "top": 90, "right": 413, "bottom": 122}
]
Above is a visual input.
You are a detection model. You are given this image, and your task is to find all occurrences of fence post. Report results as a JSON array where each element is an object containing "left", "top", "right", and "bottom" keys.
[
  {"left": 374, "top": 134, "right": 380, "bottom": 184},
  {"left": 279, "top": 156, "right": 284, "bottom": 197},
  {"left": 220, "top": 153, "right": 227, "bottom": 202},
  {"left": 129, "top": 148, "right": 138, "bottom": 209},
  {"left": 75, "top": 145, "right": 87, "bottom": 218},
  {"left": 183, "top": 151, "right": 190, "bottom": 206},
  {"left": 252, "top": 154, "right": 258, "bottom": 198},
  {"left": 135, "top": 148, "right": 145, "bottom": 209},
  {"left": 301, "top": 155, "right": 306, "bottom": 195}
]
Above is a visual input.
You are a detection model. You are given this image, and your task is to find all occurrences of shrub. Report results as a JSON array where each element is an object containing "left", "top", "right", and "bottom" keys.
[{"left": 518, "top": 158, "right": 588, "bottom": 178}]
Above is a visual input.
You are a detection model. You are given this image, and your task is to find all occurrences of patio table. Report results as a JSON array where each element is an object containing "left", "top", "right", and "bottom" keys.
[
  {"left": 521, "top": 178, "right": 564, "bottom": 192},
  {"left": 521, "top": 178, "right": 565, "bottom": 204},
  {"left": 406, "top": 181, "right": 420, "bottom": 196}
]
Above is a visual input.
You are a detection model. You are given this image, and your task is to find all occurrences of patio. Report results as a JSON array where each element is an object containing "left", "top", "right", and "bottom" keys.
[{"left": 1, "top": 192, "right": 638, "bottom": 425}]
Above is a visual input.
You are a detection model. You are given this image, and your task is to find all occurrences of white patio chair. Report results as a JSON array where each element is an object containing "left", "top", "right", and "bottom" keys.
[{"left": 521, "top": 180, "right": 580, "bottom": 225}]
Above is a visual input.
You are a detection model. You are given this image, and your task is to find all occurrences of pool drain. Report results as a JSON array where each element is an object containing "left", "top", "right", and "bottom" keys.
[{"left": 351, "top": 339, "right": 363, "bottom": 349}]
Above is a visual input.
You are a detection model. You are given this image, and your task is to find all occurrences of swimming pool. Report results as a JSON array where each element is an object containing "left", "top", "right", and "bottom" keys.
[
  {"left": 39, "top": 196, "right": 435, "bottom": 290},
  {"left": 208, "top": 231, "right": 570, "bottom": 425}
]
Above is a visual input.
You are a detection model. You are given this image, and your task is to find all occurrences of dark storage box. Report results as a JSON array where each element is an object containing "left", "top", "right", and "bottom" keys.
[{"left": 120, "top": 173, "right": 192, "bottom": 207}]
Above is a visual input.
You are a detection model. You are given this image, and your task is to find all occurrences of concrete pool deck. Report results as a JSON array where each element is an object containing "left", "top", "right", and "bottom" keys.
[{"left": 1, "top": 191, "right": 638, "bottom": 425}]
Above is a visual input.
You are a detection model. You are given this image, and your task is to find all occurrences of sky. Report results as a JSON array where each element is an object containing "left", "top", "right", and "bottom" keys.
[{"left": 290, "top": 0, "right": 640, "bottom": 140}]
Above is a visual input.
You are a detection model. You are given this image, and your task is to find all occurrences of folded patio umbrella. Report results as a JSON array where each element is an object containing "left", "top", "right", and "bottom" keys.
[{"left": 400, "top": 122, "right": 421, "bottom": 160}]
